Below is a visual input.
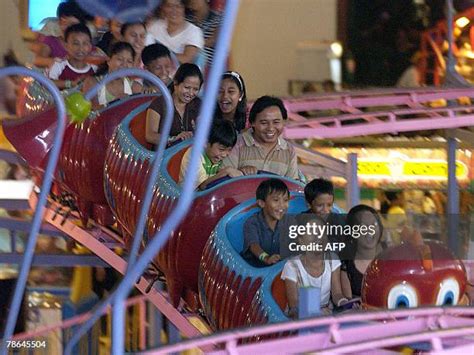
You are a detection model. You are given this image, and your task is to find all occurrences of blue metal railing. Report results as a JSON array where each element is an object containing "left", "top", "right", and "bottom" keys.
[
  {"left": 65, "top": 1, "right": 240, "bottom": 353},
  {"left": 0, "top": 67, "right": 66, "bottom": 355},
  {"left": 62, "top": 67, "right": 173, "bottom": 354}
]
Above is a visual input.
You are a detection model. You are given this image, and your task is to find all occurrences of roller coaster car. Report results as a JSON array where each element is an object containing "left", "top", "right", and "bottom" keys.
[
  {"left": 199, "top": 196, "right": 308, "bottom": 330},
  {"left": 4, "top": 92, "right": 305, "bottom": 308},
  {"left": 3, "top": 95, "right": 156, "bottom": 226},
  {"left": 200, "top": 201, "right": 471, "bottom": 330},
  {"left": 105, "top": 104, "right": 305, "bottom": 307},
  {"left": 362, "top": 240, "right": 469, "bottom": 309},
  {"left": 6, "top": 91, "right": 307, "bottom": 312}
]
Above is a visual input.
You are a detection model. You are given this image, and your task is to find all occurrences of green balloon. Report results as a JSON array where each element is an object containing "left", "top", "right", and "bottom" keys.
[{"left": 65, "top": 92, "right": 91, "bottom": 123}]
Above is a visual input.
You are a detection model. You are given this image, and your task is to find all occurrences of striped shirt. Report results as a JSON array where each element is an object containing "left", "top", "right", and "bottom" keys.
[
  {"left": 187, "top": 10, "right": 222, "bottom": 68},
  {"left": 221, "top": 130, "right": 299, "bottom": 179}
]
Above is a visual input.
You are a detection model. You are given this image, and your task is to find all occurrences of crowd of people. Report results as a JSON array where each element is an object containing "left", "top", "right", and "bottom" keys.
[
  {"left": 239, "top": 177, "right": 385, "bottom": 317},
  {"left": 32, "top": 1, "right": 348, "bottom": 318},
  {"left": 26, "top": 0, "right": 298, "bottom": 184},
  {"left": 30, "top": 0, "right": 221, "bottom": 98},
  {"left": 4, "top": 0, "right": 470, "bottom": 322},
  {"left": 27, "top": 1, "right": 301, "bottom": 186}
]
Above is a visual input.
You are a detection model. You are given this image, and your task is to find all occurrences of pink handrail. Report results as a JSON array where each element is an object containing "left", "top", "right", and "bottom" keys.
[
  {"left": 286, "top": 104, "right": 474, "bottom": 128},
  {"left": 284, "top": 109, "right": 474, "bottom": 139},
  {"left": 283, "top": 87, "right": 474, "bottom": 113},
  {"left": 281, "top": 87, "right": 474, "bottom": 139},
  {"left": 318, "top": 326, "right": 474, "bottom": 354}
]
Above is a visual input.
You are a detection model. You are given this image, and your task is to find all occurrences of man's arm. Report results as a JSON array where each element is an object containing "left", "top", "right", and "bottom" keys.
[{"left": 176, "top": 45, "right": 199, "bottom": 64}]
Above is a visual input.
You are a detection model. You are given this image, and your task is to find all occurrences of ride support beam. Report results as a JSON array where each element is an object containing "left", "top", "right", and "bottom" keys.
[
  {"left": 346, "top": 153, "right": 360, "bottom": 209},
  {"left": 447, "top": 136, "right": 460, "bottom": 256}
]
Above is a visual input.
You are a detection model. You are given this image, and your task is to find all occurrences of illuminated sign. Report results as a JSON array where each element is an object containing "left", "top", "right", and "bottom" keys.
[{"left": 358, "top": 159, "right": 468, "bottom": 179}]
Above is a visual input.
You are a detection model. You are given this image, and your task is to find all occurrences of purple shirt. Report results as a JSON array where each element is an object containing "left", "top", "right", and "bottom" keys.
[
  {"left": 41, "top": 36, "right": 68, "bottom": 58},
  {"left": 40, "top": 35, "right": 106, "bottom": 62}
]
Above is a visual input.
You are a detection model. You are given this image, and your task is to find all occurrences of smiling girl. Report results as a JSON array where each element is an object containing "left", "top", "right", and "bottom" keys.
[
  {"left": 215, "top": 71, "right": 247, "bottom": 132},
  {"left": 82, "top": 42, "right": 140, "bottom": 108},
  {"left": 145, "top": 63, "right": 203, "bottom": 146},
  {"left": 282, "top": 214, "right": 347, "bottom": 318},
  {"left": 121, "top": 22, "right": 147, "bottom": 67}
]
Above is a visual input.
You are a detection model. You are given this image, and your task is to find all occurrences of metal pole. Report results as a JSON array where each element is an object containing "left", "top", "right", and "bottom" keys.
[
  {"left": 147, "top": 299, "right": 162, "bottom": 348},
  {"left": 346, "top": 153, "right": 360, "bottom": 208},
  {"left": 447, "top": 137, "right": 459, "bottom": 255},
  {"left": 445, "top": 0, "right": 463, "bottom": 250},
  {"left": 444, "top": 0, "right": 470, "bottom": 87},
  {"left": 167, "top": 323, "right": 180, "bottom": 345},
  {"left": 446, "top": 0, "right": 455, "bottom": 72}
]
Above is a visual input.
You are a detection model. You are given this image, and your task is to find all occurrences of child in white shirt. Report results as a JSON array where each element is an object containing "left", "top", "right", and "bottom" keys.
[{"left": 281, "top": 214, "right": 347, "bottom": 318}]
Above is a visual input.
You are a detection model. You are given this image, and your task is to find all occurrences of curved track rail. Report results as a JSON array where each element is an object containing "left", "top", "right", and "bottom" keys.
[{"left": 146, "top": 307, "right": 474, "bottom": 354}]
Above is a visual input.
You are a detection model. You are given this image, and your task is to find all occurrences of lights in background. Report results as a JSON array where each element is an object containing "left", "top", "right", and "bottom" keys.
[
  {"left": 455, "top": 16, "right": 470, "bottom": 28},
  {"left": 327, "top": 42, "right": 343, "bottom": 91},
  {"left": 329, "top": 42, "right": 343, "bottom": 58}
]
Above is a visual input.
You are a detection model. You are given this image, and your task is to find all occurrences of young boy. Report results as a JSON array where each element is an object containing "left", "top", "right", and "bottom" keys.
[
  {"left": 304, "top": 178, "right": 348, "bottom": 257},
  {"left": 304, "top": 178, "right": 335, "bottom": 219},
  {"left": 242, "top": 178, "right": 292, "bottom": 267},
  {"left": 140, "top": 43, "right": 174, "bottom": 92},
  {"left": 47, "top": 23, "right": 96, "bottom": 90},
  {"left": 179, "top": 119, "right": 242, "bottom": 190},
  {"left": 34, "top": 1, "right": 84, "bottom": 68}
]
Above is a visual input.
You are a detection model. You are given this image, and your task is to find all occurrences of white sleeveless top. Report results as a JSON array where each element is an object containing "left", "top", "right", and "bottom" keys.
[
  {"left": 281, "top": 253, "right": 341, "bottom": 307},
  {"left": 97, "top": 78, "right": 133, "bottom": 106}
]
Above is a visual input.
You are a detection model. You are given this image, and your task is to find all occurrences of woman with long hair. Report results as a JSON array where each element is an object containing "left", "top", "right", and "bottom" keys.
[
  {"left": 145, "top": 63, "right": 203, "bottom": 146},
  {"left": 341, "top": 205, "right": 384, "bottom": 299},
  {"left": 215, "top": 71, "right": 247, "bottom": 132}
]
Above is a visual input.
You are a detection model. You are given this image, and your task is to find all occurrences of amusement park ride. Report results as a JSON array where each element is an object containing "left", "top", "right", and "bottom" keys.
[{"left": 0, "top": 0, "right": 474, "bottom": 354}]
